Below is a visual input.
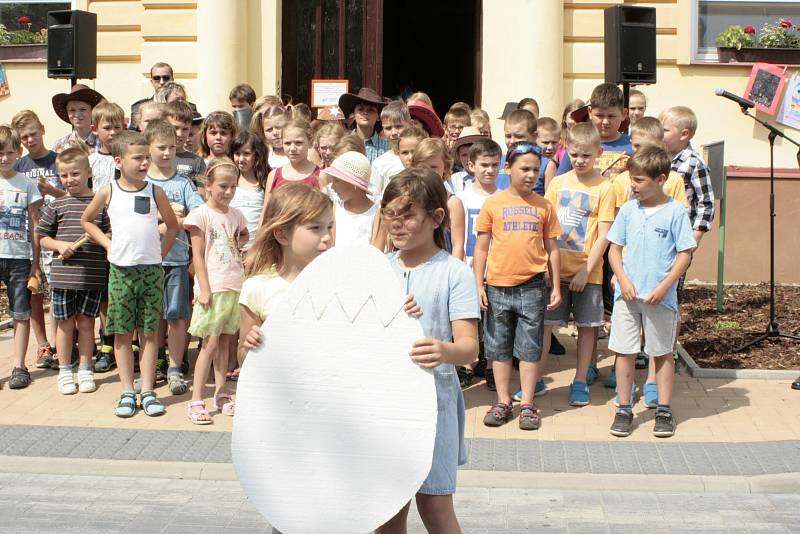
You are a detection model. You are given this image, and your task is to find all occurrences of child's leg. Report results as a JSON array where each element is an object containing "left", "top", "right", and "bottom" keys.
[
  {"left": 492, "top": 359, "right": 514, "bottom": 404},
  {"left": 138, "top": 329, "right": 160, "bottom": 392},
  {"left": 416, "top": 493, "right": 460, "bottom": 534},
  {"left": 654, "top": 353, "right": 674, "bottom": 406},
  {"left": 615, "top": 353, "right": 637, "bottom": 407},
  {"left": 76, "top": 315, "right": 96, "bottom": 367},
  {"left": 646, "top": 353, "right": 657, "bottom": 383},
  {"left": 574, "top": 327, "right": 595, "bottom": 383},
  {"left": 214, "top": 334, "right": 231, "bottom": 393},
  {"left": 167, "top": 319, "right": 187, "bottom": 369},
  {"left": 375, "top": 501, "right": 411, "bottom": 534},
  {"left": 29, "top": 292, "right": 50, "bottom": 348},
  {"left": 192, "top": 335, "right": 219, "bottom": 402},
  {"left": 12, "top": 319, "right": 31, "bottom": 369},
  {"left": 55, "top": 318, "right": 76, "bottom": 367},
  {"left": 115, "top": 332, "right": 135, "bottom": 390},
  {"left": 528, "top": 324, "right": 553, "bottom": 400}
]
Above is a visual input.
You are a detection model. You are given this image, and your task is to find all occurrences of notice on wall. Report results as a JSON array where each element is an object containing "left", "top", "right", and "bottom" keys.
[
  {"left": 311, "top": 79, "right": 349, "bottom": 108},
  {"left": 745, "top": 63, "right": 787, "bottom": 116},
  {"left": 777, "top": 74, "right": 800, "bottom": 131},
  {"left": 0, "top": 64, "right": 9, "bottom": 96}
]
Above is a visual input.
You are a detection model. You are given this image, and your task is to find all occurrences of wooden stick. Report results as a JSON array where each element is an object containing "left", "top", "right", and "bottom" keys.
[{"left": 57, "top": 234, "right": 90, "bottom": 259}]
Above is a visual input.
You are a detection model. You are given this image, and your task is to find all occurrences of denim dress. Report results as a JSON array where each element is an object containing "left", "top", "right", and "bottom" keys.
[{"left": 388, "top": 249, "right": 480, "bottom": 495}]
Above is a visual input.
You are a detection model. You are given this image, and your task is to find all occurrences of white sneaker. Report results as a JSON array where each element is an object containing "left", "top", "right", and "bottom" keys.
[
  {"left": 57, "top": 371, "right": 77, "bottom": 395},
  {"left": 77, "top": 369, "right": 97, "bottom": 393}
]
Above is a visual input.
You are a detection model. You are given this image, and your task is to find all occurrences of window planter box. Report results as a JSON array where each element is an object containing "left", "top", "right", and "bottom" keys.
[
  {"left": 0, "top": 43, "right": 47, "bottom": 62},
  {"left": 717, "top": 46, "right": 800, "bottom": 65}
]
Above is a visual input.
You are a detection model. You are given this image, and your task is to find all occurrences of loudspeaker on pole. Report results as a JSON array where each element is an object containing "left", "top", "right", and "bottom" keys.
[
  {"left": 47, "top": 10, "right": 97, "bottom": 80},
  {"left": 604, "top": 6, "right": 657, "bottom": 85}
]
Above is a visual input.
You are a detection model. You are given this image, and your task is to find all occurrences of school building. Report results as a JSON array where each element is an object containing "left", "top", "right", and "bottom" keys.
[{"left": 1, "top": 0, "right": 798, "bottom": 283}]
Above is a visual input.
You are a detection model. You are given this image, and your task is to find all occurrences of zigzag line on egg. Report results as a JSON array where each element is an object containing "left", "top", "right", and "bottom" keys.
[{"left": 289, "top": 289, "right": 407, "bottom": 328}]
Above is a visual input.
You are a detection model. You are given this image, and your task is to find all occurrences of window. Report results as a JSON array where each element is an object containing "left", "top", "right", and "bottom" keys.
[
  {"left": 0, "top": 1, "right": 72, "bottom": 46},
  {"left": 693, "top": 0, "right": 800, "bottom": 62}
]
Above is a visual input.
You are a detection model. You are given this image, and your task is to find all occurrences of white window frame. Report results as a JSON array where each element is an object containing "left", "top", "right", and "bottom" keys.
[{"left": 692, "top": 0, "right": 800, "bottom": 63}]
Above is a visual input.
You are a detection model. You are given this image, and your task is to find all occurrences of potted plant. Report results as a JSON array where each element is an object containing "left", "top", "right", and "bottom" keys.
[
  {"left": 716, "top": 19, "right": 800, "bottom": 64},
  {"left": 0, "top": 16, "right": 48, "bottom": 61}
]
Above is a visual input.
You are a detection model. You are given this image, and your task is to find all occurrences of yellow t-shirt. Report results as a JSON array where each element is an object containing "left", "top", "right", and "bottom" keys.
[
  {"left": 611, "top": 170, "right": 689, "bottom": 209},
  {"left": 475, "top": 190, "right": 561, "bottom": 287},
  {"left": 545, "top": 171, "right": 615, "bottom": 284}
]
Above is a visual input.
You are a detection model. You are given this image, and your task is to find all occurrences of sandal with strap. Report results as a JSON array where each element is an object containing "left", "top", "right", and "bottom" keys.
[
  {"left": 214, "top": 391, "right": 235, "bottom": 416},
  {"left": 139, "top": 390, "right": 166, "bottom": 417},
  {"left": 187, "top": 400, "right": 212, "bottom": 425},
  {"left": 114, "top": 391, "right": 137, "bottom": 418},
  {"left": 168, "top": 372, "right": 188, "bottom": 396}
]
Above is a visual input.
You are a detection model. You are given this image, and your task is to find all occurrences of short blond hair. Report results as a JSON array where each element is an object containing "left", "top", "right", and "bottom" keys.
[
  {"left": 411, "top": 137, "right": 453, "bottom": 176},
  {"left": 56, "top": 146, "right": 90, "bottom": 171},
  {"left": 660, "top": 106, "right": 698, "bottom": 136},
  {"left": 91, "top": 101, "right": 125, "bottom": 127},
  {"left": 627, "top": 144, "right": 671, "bottom": 179},
  {"left": 537, "top": 117, "right": 559, "bottom": 134},
  {"left": 11, "top": 110, "right": 44, "bottom": 133},
  {"left": 0, "top": 125, "right": 22, "bottom": 151},
  {"left": 630, "top": 116, "right": 663, "bottom": 143},
  {"left": 566, "top": 122, "right": 601, "bottom": 148}
]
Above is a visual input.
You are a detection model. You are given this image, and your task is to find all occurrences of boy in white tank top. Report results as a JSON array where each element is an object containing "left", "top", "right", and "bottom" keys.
[{"left": 82, "top": 130, "right": 179, "bottom": 418}]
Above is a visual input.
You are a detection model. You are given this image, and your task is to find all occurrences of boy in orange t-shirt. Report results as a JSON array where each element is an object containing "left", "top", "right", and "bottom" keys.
[{"left": 472, "top": 142, "right": 561, "bottom": 431}]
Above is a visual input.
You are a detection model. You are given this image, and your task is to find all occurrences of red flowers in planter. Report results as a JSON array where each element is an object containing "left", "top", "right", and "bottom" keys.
[
  {"left": 17, "top": 16, "right": 31, "bottom": 24},
  {"left": 779, "top": 19, "right": 793, "bottom": 29},
  {"left": 744, "top": 25, "right": 756, "bottom": 34}
]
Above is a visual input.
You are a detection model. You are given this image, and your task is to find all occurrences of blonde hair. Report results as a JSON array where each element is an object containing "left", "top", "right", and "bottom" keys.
[
  {"left": 291, "top": 103, "right": 313, "bottom": 122},
  {"left": 627, "top": 144, "right": 671, "bottom": 179},
  {"left": 380, "top": 101, "right": 410, "bottom": 124},
  {"left": 0, "top": 125, "right": 22, "bottom": 152},
  {"left": 566, "top": 122, "right": 601, "bottom": 148},
  {"left": 282, "top": 118, "right": 312, "bottom": 142},
  {"left": 660, "top": 106, "right": 698, "bottom": 136},
  {"left": 469, "top": 109, "right": 490, "bottom": 130},
  {"left": 407, "top": 92, "right": 432, "bottom": 106},
  {"left": 630, "top": 116, "right": 664, "bottom": 143},
  {"left": 448, "top": 102, "right": 472, "bottom": 114},
  {"left": 56, "top": 146, "right": 90, "bottom": 171},
  {"left": 204, "top": 156, "right": 239, "bottom": 184},
  {"left": 399, "top": 125, "right": 428, "bottom": 143},
  {"left": 333, "top": 133, "right": 366, "bottom": 157},
  {"left": 250, "top": 103, "right": 291, "bottom": 146},
  {"left": 537, "top": 117, "right": 560, "bottom": 135},
  {"left": 144, "top": 119, "right": 177, "bottom": 144},
  {"left": 443, "top": 108, "right": 471, "bottom": 127},
  {"left": 135, "top": 101, "right": 166, "bottom": 130},
  {"left": 92, "top": 101, "right": 125, "bottom": 127},
  {"left": 11, "top": 110, "right": 44, "bottom": 133},
  {"left": 313, "top": 122, "right": 346, "bottom": 147},
  {"left": 411, "top": 137, "right": 452, "bottom": 178},
  {"left": 254, "top": 95, "right": 284, "bottom": 114},
  {"left": 246, "top": 184, "right": 333, "bottom": 276}
]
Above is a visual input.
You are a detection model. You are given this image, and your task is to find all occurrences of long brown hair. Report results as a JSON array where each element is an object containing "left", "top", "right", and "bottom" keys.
[
  {"left": 245, "top": 184, "right": 333, "bottom": 276},
  {"left": 381, "top": 167, "right": 450, "bottom": 250}
]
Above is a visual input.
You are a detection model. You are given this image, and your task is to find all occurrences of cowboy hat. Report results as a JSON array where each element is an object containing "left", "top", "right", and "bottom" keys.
[
  {"left": 408, "top": 99, "right": 444, "bottom": 138},
  {"left": 451, "top": 126, "right": 486, "bottom": 155},
  {"left": 52, "top": 84, "right": 105, "bottom": 124},
  {"left": 338, "top": 88, "right": 389, "bottom": 118}
]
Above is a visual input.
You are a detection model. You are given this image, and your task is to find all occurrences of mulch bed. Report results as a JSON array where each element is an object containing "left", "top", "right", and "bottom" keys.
[{"left": 681, "top": 284, "right": 800, "bottom": 370}]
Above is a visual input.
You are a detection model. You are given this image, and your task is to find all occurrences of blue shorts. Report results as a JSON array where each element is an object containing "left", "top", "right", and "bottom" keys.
[
  {"left": 163, "top": 264, "right": 192, "bottom": 321},
  {"left": 50, "top": 288, "right": 103, "bottom": 321},
  {"left": 484, "top": 273, "right": 546, "bottom": 363},
  {"left": 0, "top": 258, "right": 32, "bottom": 321},
  {"left": 544, "top": 283, "right": 605, "bottom": 327}
]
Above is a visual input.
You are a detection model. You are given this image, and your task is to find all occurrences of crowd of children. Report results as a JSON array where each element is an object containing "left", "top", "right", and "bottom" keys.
[{"left": 0, "top": 61, "right": 715, "bottom": 531}]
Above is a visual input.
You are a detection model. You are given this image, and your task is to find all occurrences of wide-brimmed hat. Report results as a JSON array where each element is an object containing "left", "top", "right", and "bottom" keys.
[
  {"left": 52, "top": 84, "right": 105, "bottom": 124},
  {"left": 322, "top": 151, "right": 371, "bottom": 192},
  {"left": 338, "top": 88, "right": 389, "bottom": 118},
  {"left": 408, "top": 99, "right": 444, "bottom": 138},
  {"left": 451, "top": 126, "right": 486, "bottom": 155}
]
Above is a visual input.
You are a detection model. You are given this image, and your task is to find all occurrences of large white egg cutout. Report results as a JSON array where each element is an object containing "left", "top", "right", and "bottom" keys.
[{"left": 232, "top": 243, "right": 437, "bottom": 534}]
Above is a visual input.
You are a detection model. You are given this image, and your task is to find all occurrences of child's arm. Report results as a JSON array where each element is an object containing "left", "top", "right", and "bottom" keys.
[
  {"left": 237, "top": 304, "right": 261, "bottom": 365},
  {"left": 37, "top": 176, "right": 66, "bottom": 199},
  {"left": 81, "top": 187, "right": 113, "bottom": 251},
  {"left": 544, "top": 236, "right": 561, "bottom": 310},
  {"left": 643, "top": 249, "right": 693, "bottom": 305},
  {"left": 608, "top": 243, "right": 636, "bottom": 301},
  {"left": 27, "top": 200, "right": 43, "bottom": 279},
  {"left": 153, "top": 186, "right": 179, "bottom": 258},
  {"left": 569, "top": 222, "right": 611, "bottom": 292},
  {"left": 447, "top": 196, "right": 465, "bottom": 261},
  {"left": 472, "top": 232, "right": 491, "bottom": 311},
  {"left": 189, "top": 227, "right": 212, "bottom": 309},
  {"left": 544, "top": 160, "right": 557, "bottom": 191},
  {"left": 689, "top": 162, "right": 715, "bottom": 246},
  {"left": 410, "top": 318, "right": 478, "bottom": 368}
]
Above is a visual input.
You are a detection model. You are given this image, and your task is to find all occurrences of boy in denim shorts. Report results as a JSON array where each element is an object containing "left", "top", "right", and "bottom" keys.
[
  {"left": 144, "top": 119, "right": 204, "bottom": 394},
  {"left": 607, "top": 146, "right": 695, "bottom": 438},
  {"left": 0, "top": 126, "right": 43, "bottom": 389},
  {"left": 473, "top": 143, "right": 561, "bottom": 430},
  {"left": 37, "top": 147, "right": 110, "bottom": 395},
  {"left": 533, "top": 123, "right": 615, "bottom": 407}
]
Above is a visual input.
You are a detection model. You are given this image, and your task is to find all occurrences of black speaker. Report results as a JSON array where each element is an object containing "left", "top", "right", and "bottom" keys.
[
  {"left": 47, "top": 10, "right": 97, "bottom": 79},
  {"left": 604, "top": 6, "right": 656, "bottom": 85}
]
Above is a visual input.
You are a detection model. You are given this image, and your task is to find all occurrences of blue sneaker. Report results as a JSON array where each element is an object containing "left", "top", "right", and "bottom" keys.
[
  {"left": 643, "top": 382, "right": 659, "bottom": 408},
  {"left": 512, "top": 379, "right": 547, "bottom": 401},
  {"left": 569, "top": 381, "right": 590, "bottom": 406},
  {"left": 614, "top": 384, "right": 638, "bottom": 407},
  {"left": 586, "top": 364, "right": 600, "bottom": 386},
  {"left": 603, "top": 367, "right": 616, "bottom": 389}
]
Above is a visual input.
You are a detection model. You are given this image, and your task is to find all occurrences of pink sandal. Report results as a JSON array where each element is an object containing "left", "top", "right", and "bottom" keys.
[
  {"left": 214, "top": 391, "right": 235, "bottom": 416},
  {"left": 187, "top": 400, "right": 212, "bottom": 425}
]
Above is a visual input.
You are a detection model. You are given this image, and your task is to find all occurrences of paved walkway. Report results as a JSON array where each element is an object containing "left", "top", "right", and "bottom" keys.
[
  {"left": 1, "top": 472, "right": 798, "bottom": 533},
  {"left": 1, "top": 326, "right": 797, "bottom": 442}
]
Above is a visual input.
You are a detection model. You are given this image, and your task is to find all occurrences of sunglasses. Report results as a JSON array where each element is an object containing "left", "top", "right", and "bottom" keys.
[
  {"left": 507, "top": 142, "right": 542, "bottom": 160},
  {"left": 152, "top": 75, "right": 172, "bottom": 82}
]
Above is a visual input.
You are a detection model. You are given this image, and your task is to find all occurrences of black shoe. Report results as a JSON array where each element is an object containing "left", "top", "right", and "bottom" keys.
[
  {"left": 181, "top": 350, "right": 190, "bottom": 375},
  {"left": 610, "top": 410, "right": 633, "bottom": 437},
  {"left": 473, "top": 356, "right": 487, "bottom": 379},
  {"left": 8, "top": 367, "right": 31, "bottom": 389},
  {"left": 94, "top": 346, "right": 116, "bottom": 373},
  {"left": 635, "top": 353, "right": 648, "bottom": 369},
  {"left": 457, "top": 366, "right": 474, "bottom": 389},
  {"left": 792, "top": 376, "right": 800, "bottom": 390},
  {"left": 485, "top": 368, "right": 496, "bottom": 391},
  {"left": 653, "top": 412, "right": 676, "bottom": 437},
  {"left": 549, "top": 333, "right": 566, "bottom": 355}
]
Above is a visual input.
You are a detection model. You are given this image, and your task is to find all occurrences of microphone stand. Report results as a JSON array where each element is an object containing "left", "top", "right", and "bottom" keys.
[{"left": 734, "top": 104, "right": 800, "bottom": 352}]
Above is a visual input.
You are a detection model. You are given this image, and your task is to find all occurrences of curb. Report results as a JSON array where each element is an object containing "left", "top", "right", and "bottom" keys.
[
  {"left": 0, "top": 456, "right": 798, "bottom": 495},
  {"left": 676, "top": 344, "right": 800, "bottom": 380}
]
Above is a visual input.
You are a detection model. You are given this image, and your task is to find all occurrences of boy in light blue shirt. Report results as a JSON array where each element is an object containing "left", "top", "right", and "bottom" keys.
[{"left": 606, "top": 146, "right": 695, "bottom": 439}]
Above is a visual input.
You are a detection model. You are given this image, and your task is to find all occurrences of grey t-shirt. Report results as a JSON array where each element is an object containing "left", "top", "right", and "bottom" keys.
[{"left": 175, "top": 151, "right": 206, "bottom": 189}]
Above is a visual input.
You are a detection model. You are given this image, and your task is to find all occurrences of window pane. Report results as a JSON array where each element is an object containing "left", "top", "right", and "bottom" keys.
[
  {"left": 698, "top": 1, "right": 800, "bottom": 49},
  {"left": 0, "top": 2, "right": 71, "bottom": 33}
]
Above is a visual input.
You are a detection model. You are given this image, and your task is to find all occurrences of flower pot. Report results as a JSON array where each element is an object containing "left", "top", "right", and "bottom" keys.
[
  {"left": 717, "top": 46, "right": 800, "bottom": 65},
  {"left": 0, "top": 43, "right": 47, "bottom": 61}
]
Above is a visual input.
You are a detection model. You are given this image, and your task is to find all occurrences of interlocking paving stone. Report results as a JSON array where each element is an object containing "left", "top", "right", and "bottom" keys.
[{"left": 0, "top": 426, "right": 799, "bottom": 477}]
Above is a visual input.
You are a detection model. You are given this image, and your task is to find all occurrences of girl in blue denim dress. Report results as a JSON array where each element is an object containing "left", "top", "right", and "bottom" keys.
[{"left": 377, "top": 167, "right": 480, "bottom": 534}]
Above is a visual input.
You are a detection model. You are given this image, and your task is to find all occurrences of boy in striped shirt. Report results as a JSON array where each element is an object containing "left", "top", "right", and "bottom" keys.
[{"left": 37, "top": 147, "right": 110, "bottom": 395}]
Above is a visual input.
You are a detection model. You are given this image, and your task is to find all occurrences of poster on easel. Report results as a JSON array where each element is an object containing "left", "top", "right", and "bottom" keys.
[
  {"left": 776, "top": 74, "right": 800, "bottom": 131},
  {"left": 0, "top": 64, "right": 9, "bottom": 97},
  {"left": 744, "top": 62, "right": 787, "bottom": 116}
]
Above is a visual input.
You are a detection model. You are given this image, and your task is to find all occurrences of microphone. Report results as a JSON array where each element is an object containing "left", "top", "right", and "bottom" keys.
[{"left": 715, "top": 88, "right": 755, "bottom": 109}]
